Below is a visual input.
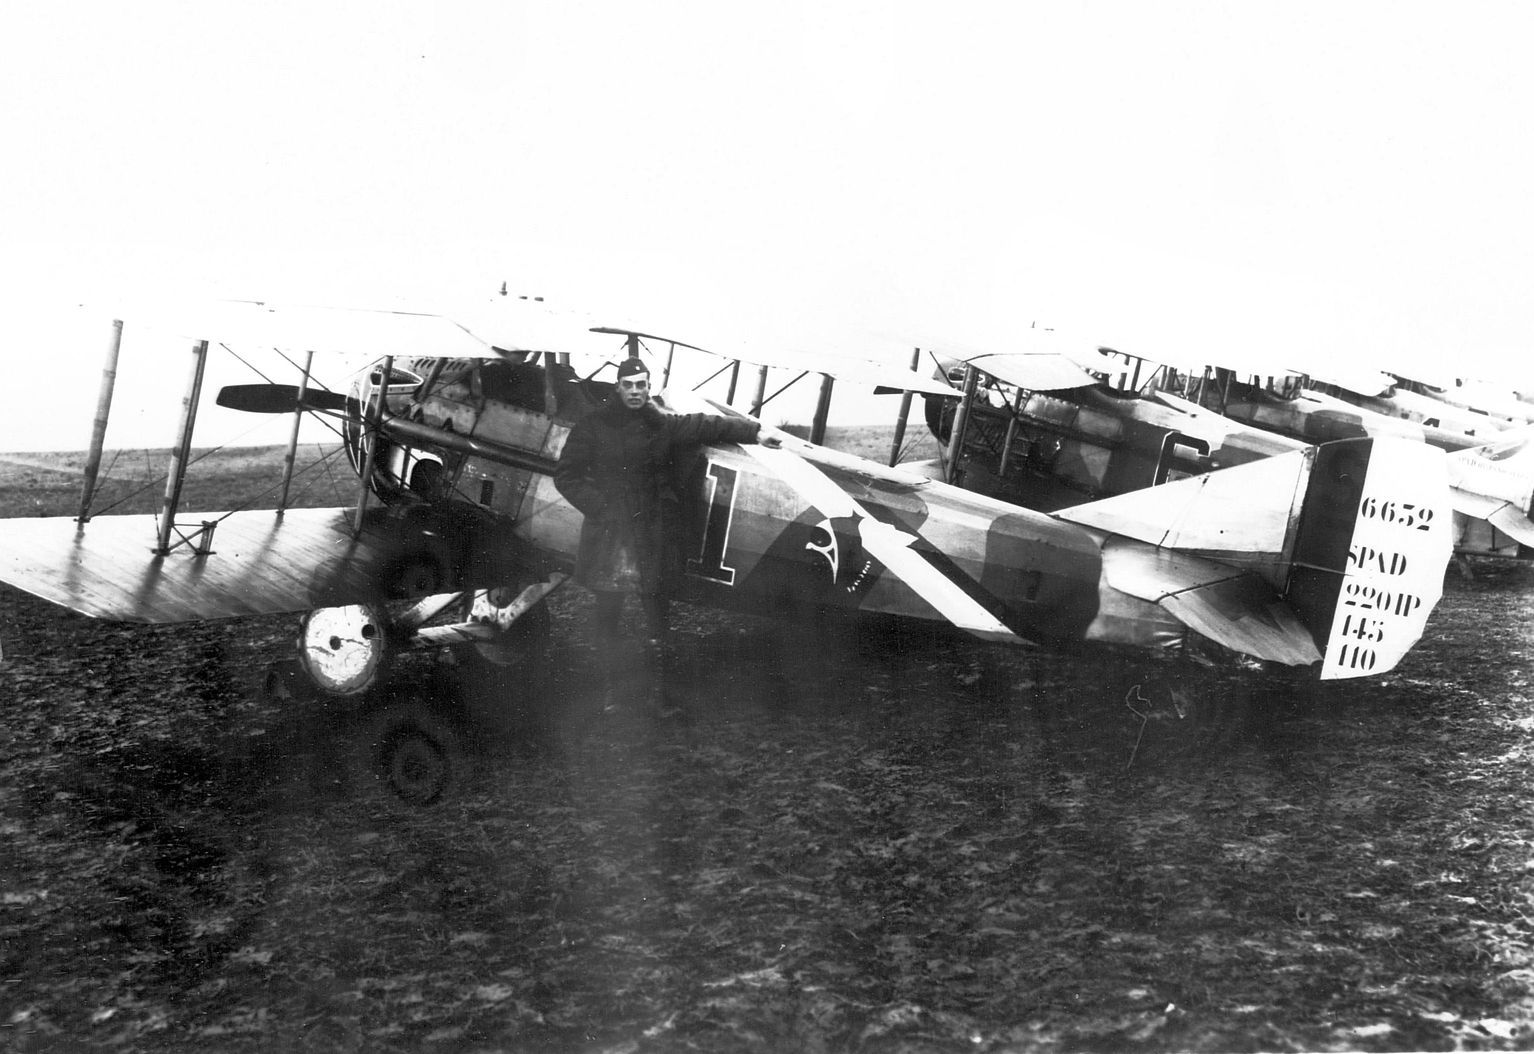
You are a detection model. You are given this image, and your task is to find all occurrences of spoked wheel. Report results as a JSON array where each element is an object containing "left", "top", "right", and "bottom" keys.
[{"left": 361, "top": 701, "right": 464, "bottom": 806}]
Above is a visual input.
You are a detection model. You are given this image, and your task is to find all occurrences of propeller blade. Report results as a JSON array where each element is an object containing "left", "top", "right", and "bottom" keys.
[{"left": 216, "top": 384, "right": 350, "bottom": 414}]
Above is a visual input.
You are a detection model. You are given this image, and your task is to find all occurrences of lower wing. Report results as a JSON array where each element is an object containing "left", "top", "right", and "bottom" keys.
[{"left": 0, "top": 506, "right": 527, "bottom": 623}]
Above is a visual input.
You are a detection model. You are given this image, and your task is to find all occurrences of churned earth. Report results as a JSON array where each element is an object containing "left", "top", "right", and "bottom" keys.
[
  {"left": 3, "top": 444, "right": 1534, "bottom": 1052},
  {"left": 1, "top": 564, "right": 1533, "bottom": 1053}
]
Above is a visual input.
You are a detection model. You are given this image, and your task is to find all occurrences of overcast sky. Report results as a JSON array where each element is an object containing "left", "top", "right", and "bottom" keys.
[{"left": 4, "top": 2, "right": 1533, "bottom": 449}]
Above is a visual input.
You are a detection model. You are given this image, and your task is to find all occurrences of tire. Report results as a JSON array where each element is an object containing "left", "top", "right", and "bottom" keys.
[{"left": 357, "top": 700, "right": 465, "bottom": 806}]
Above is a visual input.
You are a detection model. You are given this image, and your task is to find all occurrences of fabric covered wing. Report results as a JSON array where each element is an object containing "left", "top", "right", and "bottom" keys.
[
  {"left": 1100, "top": 538, "right": 1321, "bottom": 666},
  {"left": 131, "top": 300, "right": 502, "bottom": 360},
  {"left": 964, "top": 352, "right": 1100, "bottom": 393},
  {"left": 0, "top": 506, "right": 525, "bottom": 624}
]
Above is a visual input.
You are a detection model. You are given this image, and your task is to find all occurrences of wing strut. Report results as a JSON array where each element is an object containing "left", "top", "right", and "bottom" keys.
[
  {"left": 997, "top": 387, "right": 1025, "bottom": 479},
  {"left": 154, "top": 340, "right": 210, "bottom": 556},
  {"left": 77, "top": 318, "right": 124, "bottom": 524},
  {"left": 351, "top": 354, "right": 393, "bottom": 537},
  {"left": 809, "top": 374, "right": 835, "bottom": 446},
  {"left": 748, "top": 364, "right": 769, "bottom": 417},
  {"left": 944, "top": 363, "right": 980, "bottom": 483},
  {"left": 725, "top": 359, "right": 742, "bottom": 404},
  {"left": 887, "top": 347, "right": 921, "bottom": 467},
  {"left": 276, "top": 349, "right": 315, "bottom": 517}
]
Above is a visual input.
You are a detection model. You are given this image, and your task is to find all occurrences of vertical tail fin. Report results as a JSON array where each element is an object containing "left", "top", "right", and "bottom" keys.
[{"left": 1286, "top": 438, "right": 1452, "bottom": 679}]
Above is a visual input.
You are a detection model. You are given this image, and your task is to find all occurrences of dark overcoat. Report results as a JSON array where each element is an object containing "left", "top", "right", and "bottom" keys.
[{"left": 553, "top": 400, "right": 761, "bottom": 595}]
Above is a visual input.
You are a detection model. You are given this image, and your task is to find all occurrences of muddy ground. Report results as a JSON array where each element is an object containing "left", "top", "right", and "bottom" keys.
[{"left": 1, "top": 565, "right": 1533, "bottom": 1053}]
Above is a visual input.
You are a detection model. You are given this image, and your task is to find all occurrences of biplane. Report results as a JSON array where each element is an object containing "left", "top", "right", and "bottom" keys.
[
  {"left": 0, "top": 298, "right": 1456, "bottom": 794},
  {"left": 915, "top": 333, "right": 1313, "bottom": 512},
  {"left": 1174, "top": 361, "right": 1484, "bottom": 453},
  {"left": 1388, "top": 370, "right": 1534, "bottom": 429},
  {"left": 920, "top": 341, "right": 1534, "bottom": 563},
  {"left": 1176, "top": 359, "right": 1534, "bottom": 557},
  {"left": 1302, "top": 365, "right": 1514, "bottom": 447}
]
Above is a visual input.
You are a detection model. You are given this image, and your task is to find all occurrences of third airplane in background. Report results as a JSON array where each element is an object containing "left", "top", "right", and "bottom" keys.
[{"left": 918, "top": 335, "right": 1534, "bottom": 565}]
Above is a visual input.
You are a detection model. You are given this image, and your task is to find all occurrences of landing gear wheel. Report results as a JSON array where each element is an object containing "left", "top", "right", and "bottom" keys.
[
  {"left": 297, "top": 603, "right": 393, "bottom": 697},
  {"left": 362, "top": 702, "right": 464, "bottom": 806}
]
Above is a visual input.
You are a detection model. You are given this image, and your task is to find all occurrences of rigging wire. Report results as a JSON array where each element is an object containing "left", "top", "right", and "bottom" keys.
[{"left": 81, "top": 340, "right": 355, "bottom": 518}]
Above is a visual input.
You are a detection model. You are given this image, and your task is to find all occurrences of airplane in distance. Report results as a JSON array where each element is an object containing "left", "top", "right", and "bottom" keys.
[
  {"left": 1090, "top": 349, "right": 1534, "bottom": 559},
  {"left": 1174, "top": 361, "right": 1487, "bottom": 453},
  {"left": 913, "top": 338, "right": 1534, "bottom": 566},
  {"left": 1170, "top": 358, "right": 1534, "bottom": 558},
  {"left": 1387, "top": 370, "right": 1534, "bottom": 429},
  {"left": 0, "top": 297, "right": 1455, "bottom": 799},
  {"left": 1301, "top": 365, "right": 1516, "bottom": 446},
  {"left": 912, "top": 332, "right": 1312, "bottom": 513}
]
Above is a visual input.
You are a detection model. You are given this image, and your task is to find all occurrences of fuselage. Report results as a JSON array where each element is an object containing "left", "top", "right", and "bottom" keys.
[
  {"left": 925, "top": 379, "right": 1307, "bottom": 512},
  {"left": 1307, "top": 381, "right": 1509, "bottom": 445},
  {"left": 1396, "top": 376, "right": 1534, "bottom": 428},
  {"left": 350, "top": 357, "right": 1207, "bottom": 662}
]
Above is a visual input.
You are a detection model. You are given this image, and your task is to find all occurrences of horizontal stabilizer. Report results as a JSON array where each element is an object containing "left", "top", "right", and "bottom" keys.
[
  {"left": 1100, "top": 539, "right": 1321, "bottom": 665},
  {"left": 1488, "top": 506, "right": 1534, "bottom": 548},
  {"left": 1446, "top": 427, "right": 1534, "bottom": 544},
  {"left": 216, "top": 384, "right": 351, "bottom": 414}
]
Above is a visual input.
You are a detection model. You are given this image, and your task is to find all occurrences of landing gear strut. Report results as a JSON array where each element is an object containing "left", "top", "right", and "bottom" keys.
[{"left": 261, "top": 576, "right": 567, "bottom": 805}]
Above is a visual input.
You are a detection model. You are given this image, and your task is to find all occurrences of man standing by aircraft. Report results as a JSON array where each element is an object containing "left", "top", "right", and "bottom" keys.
[{"left": 554, "top": 357, "right": 776, "bottom": 657}]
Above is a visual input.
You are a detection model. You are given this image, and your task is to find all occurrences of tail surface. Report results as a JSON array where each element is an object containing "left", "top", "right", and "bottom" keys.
[
  {"left": 1059, "top": 437, "right": 1452, "bottom": 679},
  {"left": 1444, "top": 425, "right": 1534, "bottom": 547},
  {"left": 1285, "top": 438, "right": 1452, "bottom": 678}
]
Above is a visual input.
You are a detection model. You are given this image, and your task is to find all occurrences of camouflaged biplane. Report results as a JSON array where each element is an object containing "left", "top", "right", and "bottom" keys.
[
  {"left": 0, "top": 299, "right": 1455, "bottom": 737},
  {"left": 919, "top": 335, "right": 1534, "bottom": 564}
]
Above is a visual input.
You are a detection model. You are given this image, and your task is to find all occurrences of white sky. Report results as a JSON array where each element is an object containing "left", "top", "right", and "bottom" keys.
[{"left": 4, "top": 1, "right": 1534, "bottom": 450}]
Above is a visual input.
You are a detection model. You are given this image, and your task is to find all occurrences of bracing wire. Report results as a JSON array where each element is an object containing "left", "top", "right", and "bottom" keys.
[{"left": 83, "top": 340, "right": 356, "bottom": 518}]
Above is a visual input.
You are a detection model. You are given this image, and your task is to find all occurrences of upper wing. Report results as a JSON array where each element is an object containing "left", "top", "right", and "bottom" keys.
[
  {"left": 596, "top": 328, "right": 959, "bottom": 397},
  {"left": 1299, "top": 364, "right": 1397, "bottom": 397},
  {"left": 959, "top": 351, "right": 1102, "bottom": 393},
  {"left": 0, "top": 506, "right": 527, "bottom": 623},
  {"left": 124, "top": 300, "right": 504, "bottom": 360}
]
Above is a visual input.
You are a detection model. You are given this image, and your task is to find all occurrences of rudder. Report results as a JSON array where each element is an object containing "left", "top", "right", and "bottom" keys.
[{"left": 1285, "top": 438, "right": 1451, "bottom": 679}]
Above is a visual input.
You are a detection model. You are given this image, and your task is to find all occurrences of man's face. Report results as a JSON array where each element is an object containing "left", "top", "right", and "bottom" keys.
[{"left": 617, "top": 373, "right": 651, "bottom": 410}]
